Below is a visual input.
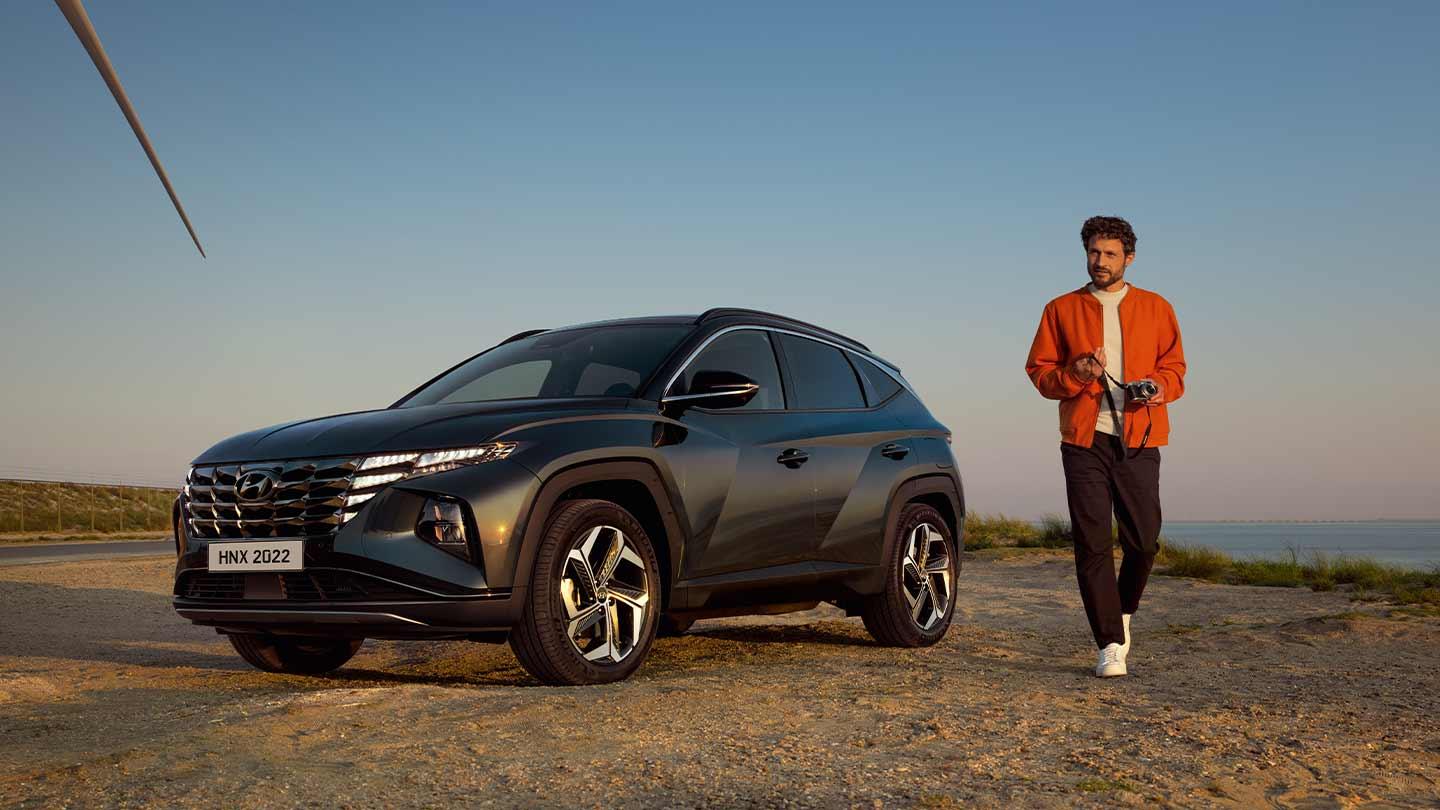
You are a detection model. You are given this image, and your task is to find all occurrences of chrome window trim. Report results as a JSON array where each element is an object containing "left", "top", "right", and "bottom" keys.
[{"left": 661, "top": 325, "right": 914, "bottom": 403}]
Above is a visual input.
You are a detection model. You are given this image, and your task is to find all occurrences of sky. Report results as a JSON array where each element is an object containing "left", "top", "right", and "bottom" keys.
[{"left": 2, "top": 1, "right": 1437, "bottom": 519}]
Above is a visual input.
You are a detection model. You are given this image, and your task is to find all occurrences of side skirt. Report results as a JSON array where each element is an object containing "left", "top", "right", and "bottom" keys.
[{"left": 670, "top": 560, "right": 880, "bottom": 616}]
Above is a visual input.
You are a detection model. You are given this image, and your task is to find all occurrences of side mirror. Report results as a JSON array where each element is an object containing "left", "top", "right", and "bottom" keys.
[{"left": 660, "top": 370, "right": 760, "bottom": 414}]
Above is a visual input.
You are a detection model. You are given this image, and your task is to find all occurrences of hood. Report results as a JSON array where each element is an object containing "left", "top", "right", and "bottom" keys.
[{"left": 192, "top": 398, "right": 632, "bottom": 464}]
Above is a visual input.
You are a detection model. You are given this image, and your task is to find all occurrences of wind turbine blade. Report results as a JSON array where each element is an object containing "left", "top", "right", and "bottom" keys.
[{"left": 54, "top": 0, "right": 206, "bottom": 257}]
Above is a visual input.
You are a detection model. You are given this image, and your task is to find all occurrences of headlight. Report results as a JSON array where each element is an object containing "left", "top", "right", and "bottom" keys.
[{"left": 341, "top": 442, "right": 518, "bottom": 524}]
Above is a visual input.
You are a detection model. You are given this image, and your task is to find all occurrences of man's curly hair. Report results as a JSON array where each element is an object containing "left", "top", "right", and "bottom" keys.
[{"left": 1080, "top": 216, "right": 1137, "bottom": 254}]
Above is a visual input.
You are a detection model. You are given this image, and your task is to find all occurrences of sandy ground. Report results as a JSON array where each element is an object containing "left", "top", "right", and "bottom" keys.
[{"left": 1, "top": 551, "right": 1436, "bottom": 809}]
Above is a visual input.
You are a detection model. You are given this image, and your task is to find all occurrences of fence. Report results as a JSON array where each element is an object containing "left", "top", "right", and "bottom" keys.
[{"left": 0, "top": 478, "right": 179, "bottom": 535}]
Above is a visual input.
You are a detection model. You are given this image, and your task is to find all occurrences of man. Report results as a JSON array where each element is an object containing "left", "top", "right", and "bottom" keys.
[{"left": 1025, "top": 216, "right": 1187, "bottom": 677}]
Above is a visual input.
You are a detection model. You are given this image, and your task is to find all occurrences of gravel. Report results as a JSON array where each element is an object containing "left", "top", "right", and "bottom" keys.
[{"left": 1, "top": 551, "right": 1436, "bottom": 808}]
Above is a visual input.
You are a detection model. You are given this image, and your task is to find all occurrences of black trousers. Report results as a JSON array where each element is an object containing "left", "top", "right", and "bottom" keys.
[{"left": 1061, "top": 433, "right": 1161, "bottom": 648}]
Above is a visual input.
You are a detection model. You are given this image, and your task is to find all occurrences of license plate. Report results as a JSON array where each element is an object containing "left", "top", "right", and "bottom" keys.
[{"left": 207, "top": 540, "right": 304, "bottom": 572}]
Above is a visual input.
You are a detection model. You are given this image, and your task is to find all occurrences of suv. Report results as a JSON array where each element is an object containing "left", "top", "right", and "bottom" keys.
[{"left": 172, "top": 309, "right": 965, "bottom": 685}]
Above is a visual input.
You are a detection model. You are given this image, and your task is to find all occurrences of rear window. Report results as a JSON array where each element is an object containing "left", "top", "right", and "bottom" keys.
[
  {"left": 851, "top": 354, "right": 902, "bottom": 404},
  {"left": 776, "top": 334, "right": 865, "bottom": 410}
]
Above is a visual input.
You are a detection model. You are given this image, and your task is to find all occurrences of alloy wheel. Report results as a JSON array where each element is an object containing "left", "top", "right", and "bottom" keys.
[
  {"left": 901, "top": 522, "right": 952, "bottom": 631},
  {"left": 559, "top": 524, "right": 651, "bottom": 664}
]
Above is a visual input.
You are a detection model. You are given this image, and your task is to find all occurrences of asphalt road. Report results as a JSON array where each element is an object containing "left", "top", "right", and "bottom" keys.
[{"left": 0, "top": 540, "right": 172, "bottom": 566}]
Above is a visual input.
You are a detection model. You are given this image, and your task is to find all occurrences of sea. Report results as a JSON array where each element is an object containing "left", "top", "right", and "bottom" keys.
[{"left": 1158, "top": 521, "right": 1440, "bottom": 569}]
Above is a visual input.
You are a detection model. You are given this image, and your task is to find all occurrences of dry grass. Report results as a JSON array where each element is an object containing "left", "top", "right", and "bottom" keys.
[
  {"left": 964, "top": 512, "right": 1072, "bottom": 550},
  {"left": 0, "top": 481, "right": 174, "bottom": 535},
  {"left": 1157, "top": 543, "right": 1440, "bottom": 606}
]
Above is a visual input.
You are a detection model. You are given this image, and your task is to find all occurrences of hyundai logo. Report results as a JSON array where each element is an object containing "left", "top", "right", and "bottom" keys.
[{"left": 235, "top": 470, "right": 279, "bottom": 502}]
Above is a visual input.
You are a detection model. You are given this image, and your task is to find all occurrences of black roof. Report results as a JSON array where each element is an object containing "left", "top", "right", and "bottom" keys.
[
  {"left": 695, "top": 308, "right": 869, "bottom": 352},
  {"left": 509, "top": 310, "right": 896, "bottom": 371}
]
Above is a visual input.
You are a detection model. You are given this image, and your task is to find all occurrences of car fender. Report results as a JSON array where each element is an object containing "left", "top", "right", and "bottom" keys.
[
  {"left": 509, "top": 459, "right": 689, "bottom": 606},
  {"left": 851, "top": 473, "right": 964, "bottom": 594}
]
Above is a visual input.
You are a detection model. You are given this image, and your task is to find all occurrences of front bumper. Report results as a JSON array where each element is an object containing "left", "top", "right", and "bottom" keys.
[
  {"left": 172, "top": 551, "right": 528, "bottom": 639},
  {"left": 172, "top": 459, "right": 540, "bottom": 639},
  {"left": 173, "top": 594, "right": 522, "bottom": 640}
]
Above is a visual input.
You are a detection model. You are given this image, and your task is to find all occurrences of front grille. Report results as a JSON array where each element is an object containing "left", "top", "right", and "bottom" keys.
[
  {"left": 279, "top": 572, "right": 324, "bottom": 600},
  {"left": 184, "top": 458, "right": 359, "bottom": 539},
  {"left": 177, "top": 570, "right": 426, "bottom": 602},
  {"left": 183, "top": 572, "right": 245, "bottom": 599}
]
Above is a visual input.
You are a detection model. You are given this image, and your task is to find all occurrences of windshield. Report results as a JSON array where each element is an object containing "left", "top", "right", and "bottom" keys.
[{"left": 397, "top": 325, "right": 693, "bottom": 408}]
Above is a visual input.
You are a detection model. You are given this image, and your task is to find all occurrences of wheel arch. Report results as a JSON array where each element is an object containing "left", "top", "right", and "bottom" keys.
[
  {"left": 854, "top": 473, "right": 964, "bottom": 595},
  {"left": 886, "top": 474, "right": 963, "bottom": 546},
  {"left": 512, "top": 459, "right": 686, "bottom": 609}
]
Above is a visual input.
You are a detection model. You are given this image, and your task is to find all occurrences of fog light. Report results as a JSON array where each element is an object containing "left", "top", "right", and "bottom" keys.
[{"left": 416, "top": 498, "right": 471, "bottom": 561}]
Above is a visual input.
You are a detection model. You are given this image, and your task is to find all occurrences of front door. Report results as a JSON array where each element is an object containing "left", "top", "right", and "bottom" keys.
[
  {"left": 674, "top": 409, "right": 817, "bottom": 577},
  {"left": 659, "top": 329, "right": 817, "bottom": 578}
]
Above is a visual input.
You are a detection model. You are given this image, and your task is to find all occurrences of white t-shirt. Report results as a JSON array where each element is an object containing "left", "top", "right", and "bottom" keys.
[{"left": 1089, "top": 283, "right": 1129, "bottom": 436}]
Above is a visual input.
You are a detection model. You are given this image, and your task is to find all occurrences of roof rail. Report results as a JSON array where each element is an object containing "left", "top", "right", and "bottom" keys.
[
  {"left": 696, "top": 308, "right": 870, "bottom": 352},
  {"left": 501, "top": 328, "right": 548, "bottom": 345}
]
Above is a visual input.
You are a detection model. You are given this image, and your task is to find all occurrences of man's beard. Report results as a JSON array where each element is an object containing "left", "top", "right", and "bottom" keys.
[{"left": 1090, "top": 267, "right": 1125, "bottom": 288}]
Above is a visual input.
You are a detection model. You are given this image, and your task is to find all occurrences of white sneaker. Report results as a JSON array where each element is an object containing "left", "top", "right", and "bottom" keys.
[
  {"left": 1095, "top": 643, "right": 1126, "bottom": 677},
  {"left": 1120, "top": 613, "right": 1132, "bottom": 660}
]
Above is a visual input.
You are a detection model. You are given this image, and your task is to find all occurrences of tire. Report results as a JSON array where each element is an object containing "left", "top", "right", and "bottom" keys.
[
  {"left": 228, "top": 633, "right": 363, "bottom": 674},
  {"left": 509, "top": 499, "right": 662, "bottom": 685},
  {"left": 861, "top": 502, "right": 958, "bottom": 647}
]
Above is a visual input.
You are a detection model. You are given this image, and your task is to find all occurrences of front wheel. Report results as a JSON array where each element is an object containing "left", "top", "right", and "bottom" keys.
[
  {"left": 509, "top": 499, "right": 661, "bottom": 685},
  {"left": 228, "top": 634, "right": 363, "bottom": 674},
  {"left": 861, "top": 503, "right": 957, "bottom": 647}
]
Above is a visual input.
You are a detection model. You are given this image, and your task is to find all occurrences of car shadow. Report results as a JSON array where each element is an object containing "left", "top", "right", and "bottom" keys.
[
  {"left": 685, "top": 622, "right": 875, "bottom": 647},
  {"left": 0, "top": 575, "right": 991, "bottom": 686}
]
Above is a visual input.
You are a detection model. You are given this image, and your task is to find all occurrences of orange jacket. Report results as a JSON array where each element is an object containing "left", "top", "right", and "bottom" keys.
[{"left": 1026, "top": 285, "right": 1186, "bottom": 448}]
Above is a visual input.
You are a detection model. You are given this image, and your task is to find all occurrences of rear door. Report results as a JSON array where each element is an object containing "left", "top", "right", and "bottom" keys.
[{"left": 773, "top": 334, "right": 909, "bottom": 566}]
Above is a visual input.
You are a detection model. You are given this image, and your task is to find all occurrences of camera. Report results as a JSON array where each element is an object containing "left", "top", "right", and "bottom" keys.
[{"left": 1124, "top": 379, "right": 1158, "bottom": 403}]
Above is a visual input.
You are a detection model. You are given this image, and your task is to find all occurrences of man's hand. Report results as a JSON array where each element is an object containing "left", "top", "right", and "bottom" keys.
[
  {"left": 1138, "top": 378, "right": 1166, "bottom": 405},
  {"left": 1071, "top": 347, "right": 1106, "bottom": 383}
]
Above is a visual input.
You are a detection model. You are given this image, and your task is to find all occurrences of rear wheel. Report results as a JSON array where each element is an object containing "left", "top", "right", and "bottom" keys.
[
  {"left": 228, "top": 634, "right": 363, "bottom": 674},
  {"left": 510, "top": 499, "right": 661, "bottom": 685},
  {"left": 861, "top": 503, "right": 957, "bottom": 647}
]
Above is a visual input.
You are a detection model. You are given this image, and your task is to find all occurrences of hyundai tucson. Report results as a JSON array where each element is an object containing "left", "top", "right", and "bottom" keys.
[{"left": 172, "top": 309, "right": 965, "bottom": 685}]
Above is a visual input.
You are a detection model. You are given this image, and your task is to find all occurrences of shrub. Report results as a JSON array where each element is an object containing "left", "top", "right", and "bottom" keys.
[
  {"left": 1026, "top": 513, "right": 1072, "bottom": 548},
  {"left": 964, "top": 513, "right": 1037, "bottom": 549},
  {"left": 1155, "top": 543, "right": 1229, "bottom": 581},
  {"left": 1156, "top": 542, "right": 1440, "bottom": 605}
]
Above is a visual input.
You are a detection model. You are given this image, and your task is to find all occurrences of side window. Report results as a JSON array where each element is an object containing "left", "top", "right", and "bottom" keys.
[
  {"left": 777, "top": 334, "right": 866, "bottom": 410},
  {"left": 851, "top": 353, "right": 902, "bottom": 404},
  {"left": 672, "top": 330, "right": 785, "bottom": 410}
]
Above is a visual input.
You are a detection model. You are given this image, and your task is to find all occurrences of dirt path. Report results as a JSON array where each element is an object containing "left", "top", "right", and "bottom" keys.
[{"left": 1, "top": 552, "right": 1436, "bottom": 808}]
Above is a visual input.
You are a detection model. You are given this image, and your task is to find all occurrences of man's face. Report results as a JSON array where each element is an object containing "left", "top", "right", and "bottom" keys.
[{"left": 1086, "top": 236, "right": 1134, "bottom": 289}]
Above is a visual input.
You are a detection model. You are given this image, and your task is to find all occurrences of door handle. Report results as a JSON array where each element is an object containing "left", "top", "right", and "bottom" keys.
[
  {"left": 776, "top": 448, "right": 810, "bottom": 468},
  {"left": 881, "top": 443, "right": 910, "bottom": 460}
]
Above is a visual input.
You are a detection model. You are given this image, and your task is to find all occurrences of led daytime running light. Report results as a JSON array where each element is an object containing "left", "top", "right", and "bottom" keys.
[
  {"left": 414, "top": 443, "right": 515, "bottom": 469},
  {"left": 359, "top": 453, "right": 419, "bottom": 471},
  {"left": 345, "top": 492, "right": 377, "bottom": 508},
  {"left": 352, "top": 472, "right": 406, "bottom": 490},
  {"left": 342, "top": 443, "right": 520, "bottom": 526}
]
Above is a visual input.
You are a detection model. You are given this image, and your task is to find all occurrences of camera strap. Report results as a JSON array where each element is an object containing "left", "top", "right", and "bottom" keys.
[{"left": 1098, "top": 368, "right": 1152, "bottom": 460}]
